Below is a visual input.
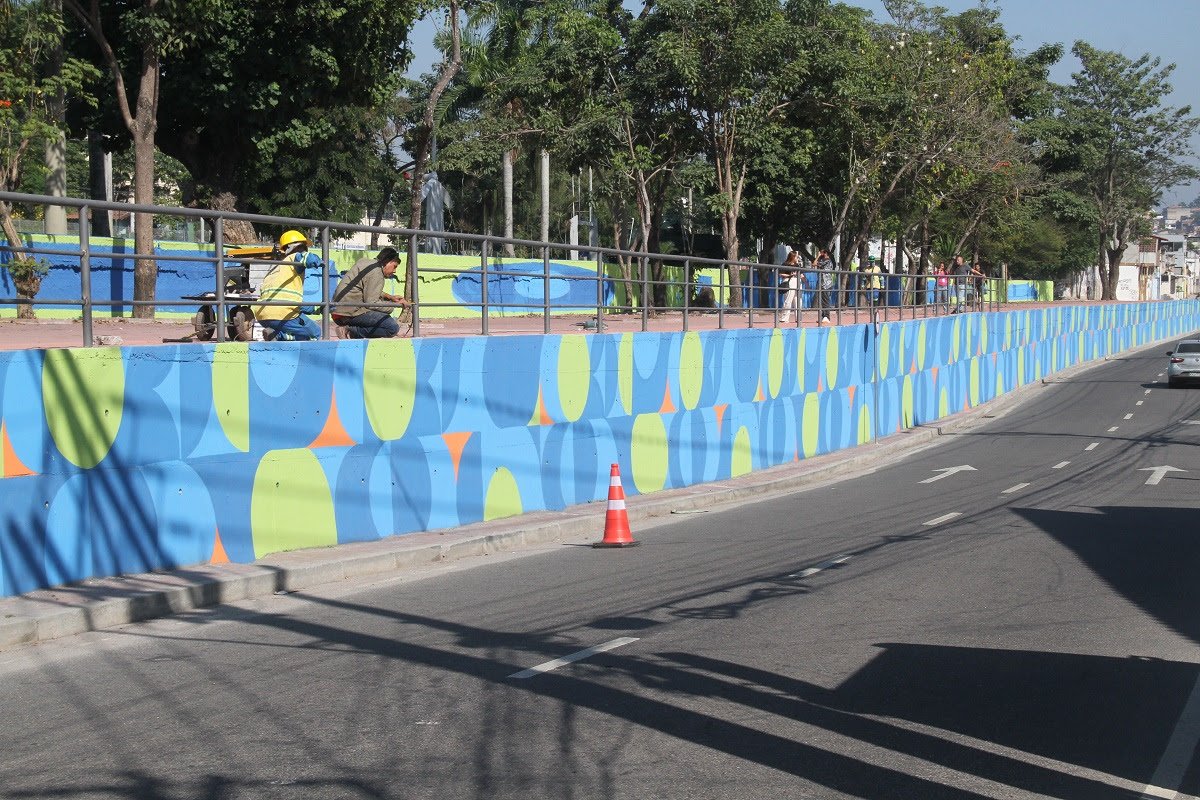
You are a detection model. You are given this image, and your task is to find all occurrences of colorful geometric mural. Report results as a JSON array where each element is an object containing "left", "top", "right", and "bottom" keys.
[{"left": 0, "top": 300, "right": 1197, "bottom": 597}]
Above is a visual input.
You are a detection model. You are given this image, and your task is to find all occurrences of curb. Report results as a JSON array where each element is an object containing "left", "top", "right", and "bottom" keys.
[{"left": 0, "top": 336, "right": 1167, "bottom": 651}]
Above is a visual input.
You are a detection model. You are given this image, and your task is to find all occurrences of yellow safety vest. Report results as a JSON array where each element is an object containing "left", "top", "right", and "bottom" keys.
[{"left": 253, "top": 264, "right": 305, "bottom": 321}]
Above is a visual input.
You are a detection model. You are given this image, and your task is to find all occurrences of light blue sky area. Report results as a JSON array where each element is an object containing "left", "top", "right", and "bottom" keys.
[{"left": 407, "top": 0, "right": 1200, "bottom": 204}]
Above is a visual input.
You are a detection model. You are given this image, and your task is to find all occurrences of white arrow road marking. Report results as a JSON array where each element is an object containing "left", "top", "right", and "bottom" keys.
[
  {"left": 1002, "top": 483, "right": 1030, "bottom": 494},
  {"left": 1053, "top": 461, "right": 1070, "bottom": 469},
  {"left": 1139, "top": 466, "right": 1186, "bottom": 486},
  {"left": 790, "top": 554, "right": 852, "bottom": 579},
  {"left": 923, "top": 512, "right": 963, "bottom": 526},
  {"left": 1085, "top": 443, "right": 1099, "bottom": 451},
  {"left": 509, "top": 637, "right": 640, "bottom": 679},
  {"left": 919, "top": 465, "right": 977, "bottom": 484}
]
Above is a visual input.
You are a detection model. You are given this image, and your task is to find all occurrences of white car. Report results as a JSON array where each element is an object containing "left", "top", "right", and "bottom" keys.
[{"left": 1167, "top": 339, "right": 1200, "bottom": 387}]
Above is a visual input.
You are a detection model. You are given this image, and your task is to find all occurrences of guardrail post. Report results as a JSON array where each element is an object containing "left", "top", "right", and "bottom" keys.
[
  {"left": 717, "top": 263, "right": 725, "bottom": 330},
  {"left": 214, "top": 216, "right": 226, "bottom": 343},
  {"left": 320, "top": 226, "right": 331, "bottom": 339},
  {"left": 641, "top": 256, "right": 649, "bottom": 332},
  {"left": 80, "top": 205, "right": 93, "bottom": 347},
  {"left": 544, "top": 243, "right": 551, "bottom": 335},
  {"left": 595, "top": 249, "right": 605, "bottom": 334},
  {"left": 409, "top": 234, "right": 420, "bottom": 338},
  {"left": 682, "top": 259, "right": 690, "bottom": 332},
  {"left": 480, "top": 239, "right": 489, "bottom": 336}
]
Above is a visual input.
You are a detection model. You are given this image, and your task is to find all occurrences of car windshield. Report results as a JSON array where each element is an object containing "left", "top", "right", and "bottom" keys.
[{"left": 1176, "top": 342, "right": 1200, "bottom": 353}]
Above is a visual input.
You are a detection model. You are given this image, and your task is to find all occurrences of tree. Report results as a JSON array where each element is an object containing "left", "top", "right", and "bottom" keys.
[
  {"left": 642, "top": 0, "right": 802, "bottom": 307},
  {"left": 1, "top": 0, "right": 97, "bottom": 316},
  {"left": 1043, "top": 42, "right": 1199, "bottom": 299}
]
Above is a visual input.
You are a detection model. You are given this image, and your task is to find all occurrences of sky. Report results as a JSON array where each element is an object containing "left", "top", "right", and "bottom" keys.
[{"left": 406, "top": 0, "right": 1200, "bottom": 206}]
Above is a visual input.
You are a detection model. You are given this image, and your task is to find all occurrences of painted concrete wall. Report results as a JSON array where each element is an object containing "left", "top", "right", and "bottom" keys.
[{"left": 0, "top": 301, "right": 1196, "bottom": 597}]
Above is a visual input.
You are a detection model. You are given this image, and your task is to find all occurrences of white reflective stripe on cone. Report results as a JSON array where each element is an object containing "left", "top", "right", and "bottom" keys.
[{"left": 607, "top": 499, "right": 626, "bottom": 511}]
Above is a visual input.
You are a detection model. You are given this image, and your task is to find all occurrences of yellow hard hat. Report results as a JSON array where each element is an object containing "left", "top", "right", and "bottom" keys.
[{"left": 278, "top": 229, "right": 310, "bottom": 248}]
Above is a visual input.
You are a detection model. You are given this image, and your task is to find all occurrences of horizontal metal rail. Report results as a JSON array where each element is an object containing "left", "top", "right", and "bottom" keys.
[{"left": 0, "top": 190, "right": 1006, "bottom": 346}]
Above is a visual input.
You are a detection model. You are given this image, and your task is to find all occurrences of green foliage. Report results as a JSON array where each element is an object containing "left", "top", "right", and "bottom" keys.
[{"left": 4, "top": 255, "right": 50, "bottom": 281}]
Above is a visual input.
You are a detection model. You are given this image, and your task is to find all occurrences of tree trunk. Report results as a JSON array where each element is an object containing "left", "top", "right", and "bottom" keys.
[
  {"left": 131, "top": 118, "right": 157, "bottom": 318},
  {"left": 210, "top": 192, "right": 257, "bottom": 243},
  {"left": 1, "top": 206, "right": 38, "bottom": 318},
  {"left": 503, "top": 149, "right": 515, "bottom": 257},
  {"left": 723, "top": 209, "right": 742, "bottom": 309},
  {"left": 1104, "top": 247, "right": 1123, "bottom": 300}
]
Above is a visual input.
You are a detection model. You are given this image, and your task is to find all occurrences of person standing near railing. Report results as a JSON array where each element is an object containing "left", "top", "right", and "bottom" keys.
[
  {"left": 778, "top": 250, "right": 801, "bottom": 323},
  {"left": 971, "top": 262, "right": 987, "bottom": 310},
  {"left": 331, "top": 246, "right": 410, "bottom": 338},
  {"left": 816, "top": 249, "right": 836, "bottom": 322},
  {"left": 950, "top": 255, "right": 970, "bottom": 312},
  {"left": 935, "top": 262, "right": 949, "bottom": 311},
  {"left": 254, "top": 229, "right": 323, "bottom": 340}
]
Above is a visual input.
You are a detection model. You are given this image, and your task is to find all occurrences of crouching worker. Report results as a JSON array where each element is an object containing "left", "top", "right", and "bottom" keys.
[
  {"left": 254, "top": 229, "right": 323, "bottom": 341},
  {"left": 331, "top": 246, "right": 409, "bottom": 339}
]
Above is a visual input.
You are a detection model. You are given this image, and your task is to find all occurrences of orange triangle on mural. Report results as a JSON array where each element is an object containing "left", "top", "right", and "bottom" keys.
[
  {"left": 308, "top": 391, "right": 357, "bottom": 449},
  {"left": 0, "top": 421, "right": 35, "bottom": 477},
  {"left": 794, "top": 448, "right": 800, "bottom": 462},
  {"left": 910, "top": 360, "right": 917, "bottom": 374},
  {"left": 817, "top": 375, "right": 824, "bottom": 393},
  {"left": 660, "top": 384, "right": 676, "bottom": 414},
  {"left": 442, "top": 432, "right": 473, "bottom": 481},
  {"left": 931, "top": 366, "right": 939, "bottom": 383},
  {"left": 714, "top": 403, "right": 728, "bottom": 433},
  {"left": 210, "top": 527, "right": 230, "bottom": 565},
  {"left": 847, "top": 384, "right": 857, "bottom": 406},
  {"left": 528, "top": 386, "right": 554, "bottom": 427},
  {"left": 755, "top": 379, "right": 765, "bottom": 402}
]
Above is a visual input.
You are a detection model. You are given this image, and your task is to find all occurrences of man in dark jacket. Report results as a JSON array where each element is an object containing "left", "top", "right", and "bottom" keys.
[{"left": 331, "top": 247, "right": 409, "bottom": 338}]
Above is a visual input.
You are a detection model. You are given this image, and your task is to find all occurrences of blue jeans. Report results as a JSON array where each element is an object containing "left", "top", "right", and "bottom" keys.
[
  {"left": 261, "top": 315, "right": 320, "bottom": 341},
  {"left": 339, "top": 310, "right": 399, "bottom": 339}
]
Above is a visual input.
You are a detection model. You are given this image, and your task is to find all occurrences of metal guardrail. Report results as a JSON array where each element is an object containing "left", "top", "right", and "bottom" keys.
[{"left": 0, "top": 191, "right": 1004, "bottom": 346}]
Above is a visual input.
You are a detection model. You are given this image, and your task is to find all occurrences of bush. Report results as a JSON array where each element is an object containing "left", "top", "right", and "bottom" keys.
[{"left": 5, "top": 257, "right": 50, "bottom": 319}]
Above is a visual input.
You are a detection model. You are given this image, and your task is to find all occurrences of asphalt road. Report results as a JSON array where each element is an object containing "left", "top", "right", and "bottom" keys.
[{"left": 3, "top": 339, "right": 1200, "bottom": 800}]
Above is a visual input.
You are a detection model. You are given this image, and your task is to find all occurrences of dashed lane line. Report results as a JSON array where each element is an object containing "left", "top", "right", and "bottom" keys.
[
  {"left": 789, "top": 554, "right": 852, "bottom": 579},
  {"left": 1125, "top": 413, "right": 1134, "bottom": 420},
  {"left": 1002, "top": 483, "right": 1030, "bottom": 495},
  {"left": 1109, "top": 426, "right": 1120, "bottom": 432},
  {"left": 509, "top": 637, "right": 640, "bottom": 679},
  {"left": 1053, "top": 461, "right": 1070, "bottom": 469},
  {"left": 1086, "top": 443, "right": 1099, "bottom": 451},
  {"left": 1137, "top": 401, "right": 1145, "bottom": 406},
  {"left": 923, "top": 512, "right": 963, "bottom": 527}
]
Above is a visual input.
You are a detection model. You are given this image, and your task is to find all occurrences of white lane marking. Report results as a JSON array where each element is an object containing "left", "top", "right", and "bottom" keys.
[
  {"left": 1001, "top": 483, "right": 1030, "bottom": 494},
  {"left": 790, "top": 554, "right": 852, "bottom": 579},
  {"left": 1109, "top": 426, "right": 1120, "bottom": 432},
  {"left": 923, "top": 512, "right": 963, "bottom": 527},
  {"left": 1137, "top": 401, "right": 1145, "bottom": 406},
  {"left": 1125, "top": 413, "right": 1134, "bottom": 420},
  {"left": 1052, "top": 461, "right": 1070, "bottom": 469},
  {"left": 509, "top": 637, "right": 640, "bottom": 679},
  {"left": 1139, "top": 673, "right": 1200, "bottom": 800},
  {"left": 1140, "top": 466, "right": 1186, "bottom": 486},
  {"left": 1158, "top": 373, "right": 1165, "bottom": 377},
  {"left": 1146, "top": 389, "right": 1153, "bottom": 395},
  {"left": 1085, "top": 443, "right": 1099, "bottom": 451},
  {"left": 1153, "top": 380, "right": 1160, "bottom": 384},
  {"left": 919, "top": 465, "right": 977, "bottom": 484},
  {"left": 1182, "top": 421, "right": 1200, "bottom": 426}
]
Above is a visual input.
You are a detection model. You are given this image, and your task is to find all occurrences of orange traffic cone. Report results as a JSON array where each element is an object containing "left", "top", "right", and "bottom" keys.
[{"left": 594, "top": 463, "right": 639, "bottom": 548}]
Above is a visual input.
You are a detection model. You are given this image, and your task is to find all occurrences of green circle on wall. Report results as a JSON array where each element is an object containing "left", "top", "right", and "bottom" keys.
[
  {"left": 251, "top": 448, "right": 337, "bottom": 558},
  {"left": 917, "top": 321, "right": 928, "bottom": 371},
  {"left": 631, "top": 413, "right": 668, "bottom": 493},
  {"left": 618, "top": 334, "right": 634, "bottom": 414},
  {"left": 952, "top": 317, "right": 962, "bottom": 362},
  {"left": 802, "top": 392, "right": 820, "bottom": 458},
  {"left": 796, "top": 329, "right": 807, "bottom": 391},
  {"left": 732, "top": 426, "right": 753, "bottom": 477},
  {"left": 679, "top": 331, "right": 704, "bottom": 410},
  {"left": 825, "top": 328, "right": 840, "bottom": 389},
  {"left": 212, "top": 343, "right": 250, "bottom": 453},
  {"left": 485, "top": 467, "right": 523, "bottom": 521},
  {"left": 902, "top": 375, "right": 914, "bottom": 427},
  {"left": 878, "top": 324, "right": 891, "bottom": 379},
  {"left": 768, "top": 329, "right": 784, "bottom": 398},
  {"left": 969, "top": 358, "right": 980, "bottom": 406},
  {"left": 557, "top": 336, "right": 590, "bottom": 422},
  {"left": 857, "top": 404, "right": 872, "bottom": 445},
  {"left": 43, "top": 348, "right": 125, "bottom": 469},
  {"left": 365, "top": 339, "right": 417, "bottom": 440},
  {"left": 939, "top": 387, "right": 949, "bottom": 417}
]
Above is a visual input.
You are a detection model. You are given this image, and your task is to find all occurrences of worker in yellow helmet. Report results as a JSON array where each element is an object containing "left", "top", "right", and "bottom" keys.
[{"left": 253, "top": 230, "right": 324, "bottom": 340}]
